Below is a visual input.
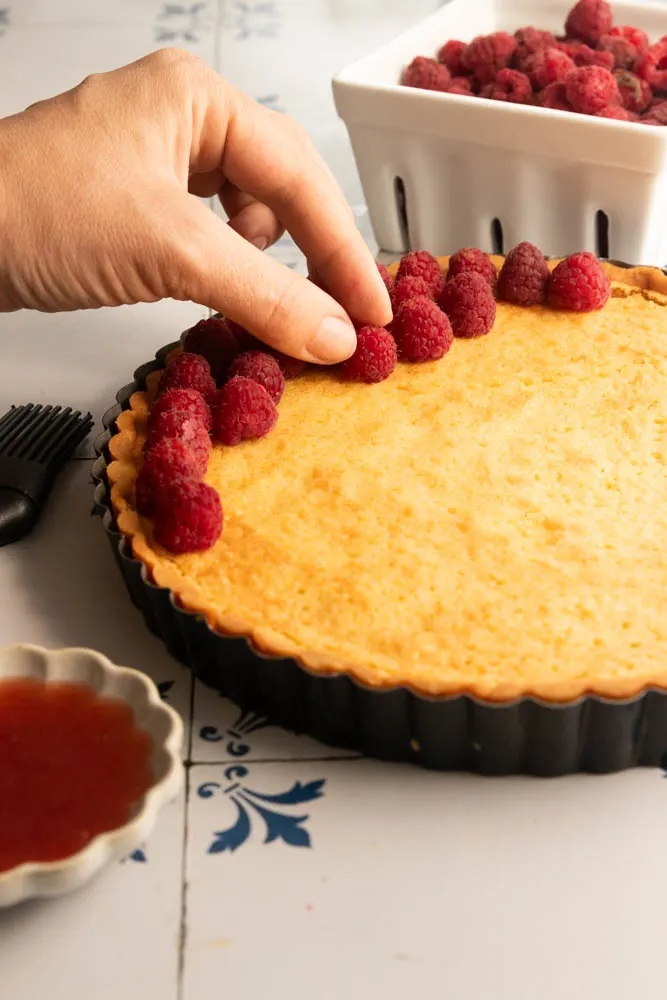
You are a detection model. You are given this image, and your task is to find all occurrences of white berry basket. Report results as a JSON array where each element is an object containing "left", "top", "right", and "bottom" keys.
[{"left": 333, "top": 0, "right": 667, "bottom": 265}]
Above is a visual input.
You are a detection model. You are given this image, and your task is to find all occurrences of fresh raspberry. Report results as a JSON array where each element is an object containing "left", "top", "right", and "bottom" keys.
[
  {"left": 447, "top": 248, "right": 497, "bottom": 287},
  {"left": 528, "top": 47, "right": 575, "bottom": 89},
  {"left": 212, "top": 377, "right": 278, "bottom": 446},
  {"left": 548, "top": 252, "right": 611, "bottom": 311},
  {"left": 392, "top": 275, "right": 432, "bottom": 309},
  {"left": 396, "top": 250, "right": 444, "bottom": 298},
  {"left": 403, "top": 56, "right": 451, "bottom": 91},
  {"left": 448, "top": 83, "right": 475, "bottom": 97},
  {"left": 514, "top": 27, "right": 557, "bottom": 60},
  {"left": 158, "top": 352, "right": 217, "bottom": 403},
  {"left": 614, "top": 70, "right": 652, "bottom": 113},
  {"left": 597, "top": 35, "right": 638, "bottom": 71},
  {"left": 183, "top": 317, "right": 241, "bottom": 383},
  {"left": 565, "top": 0, "right": 613, "bottom": 47},
  {"left": 595, "top": 104, "right": 631, "bottom": 120},
  {"left": 463, "top": 32, "right": 517, "bottom": 85},
  {"left": 227, "top": 350, "right": 285, "bottom": 404},
  {"left": 642, "top": 100, "right": 667, "bottom": 124},
  {"left": 146, "top": 410, "right": 211, "bottom": 473},
  {"left": 153, "top": 480, "right": 223, "bottom": 554},
  {"left": 437, "top": 40, "right": 468, "bottom": 77},
  {"left": 226, "top": 320, "right": 258, "bottom": 351},
  {"left": 497, "top": 242, "right": 550, "bottom": 306},
  {"left": 377, "top": 262, "right": 395, "bottom": 297},
  {"left": 540, "top": 81, "right": 573, "bottom": 111},
  {"left": 637, "top": 41, "right": 667, "bottom": 94},
  {"left": 439, "top": 272, "right": 496, "bottom": 339},
  {"left": 391, "top": 297, "right": 453, "bottom": 362},
  {"left": 488, "top": 68, "right": 532, "bottom": 102},
  {"left": 134, "top": 438, "right": 201, "bottom": 517},
  {"left": 148, "top": 388, "right": 212, "bottom": 434},
  {"left": 267, "top": 351, "right": 307, "bottom": 380},
  {"left": 565, "top": 65, "right": 620, "bottom": 114},
  {"left": 608, "top": 26, "right": 649, "bottom": 56},
  {"left": 558, "top": 40, "right": 613, "bottom": 69},
  {"left": 448, "top": 76, "right": 473, "bottom": 93},
  {"left": 341, "top": 325, "right": 397, "bottom": 383}
]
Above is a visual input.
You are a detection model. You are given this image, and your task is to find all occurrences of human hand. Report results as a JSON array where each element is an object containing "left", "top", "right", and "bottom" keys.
[{"left": 0, "top": 49, "right": 391, "bottom": 362}]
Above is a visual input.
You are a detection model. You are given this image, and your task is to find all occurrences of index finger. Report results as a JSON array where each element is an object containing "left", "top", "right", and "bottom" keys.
[{"left": 191, "top": 73, "right": 392, "bottom": 328}]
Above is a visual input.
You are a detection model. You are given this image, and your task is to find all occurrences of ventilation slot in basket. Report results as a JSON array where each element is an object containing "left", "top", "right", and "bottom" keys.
[
  {"left": 394, "top": 177, "right": 410, "bottom": 250},
  {"left": 596, "top": 210, "right": 610, "bottom": 259},
  {"left": 491, "top": 218, "right": 504, "bottom": 255}
]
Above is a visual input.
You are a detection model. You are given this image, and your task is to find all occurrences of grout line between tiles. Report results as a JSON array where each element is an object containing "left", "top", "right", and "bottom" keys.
[{"left": 177, "top": 673, "right": 196, "bottom": 1000}]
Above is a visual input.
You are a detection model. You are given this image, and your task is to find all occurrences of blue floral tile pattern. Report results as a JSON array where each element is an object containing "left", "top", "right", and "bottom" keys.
[
  {"left": 154, "top": 2, "right": 212, "bottom": 43},
  {"left": 197, "top": 765, "right": 326, "bottom": 852}
]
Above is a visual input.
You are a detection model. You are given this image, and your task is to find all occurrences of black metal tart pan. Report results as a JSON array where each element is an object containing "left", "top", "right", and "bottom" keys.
[{"left": 92, "top": 276, "right": 667, "bottom": 776}]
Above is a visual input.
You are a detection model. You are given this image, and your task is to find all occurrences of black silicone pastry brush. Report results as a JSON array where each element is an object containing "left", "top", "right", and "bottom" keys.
[{"left": 0, "top": 404, "right": 93, "bottom": 545}]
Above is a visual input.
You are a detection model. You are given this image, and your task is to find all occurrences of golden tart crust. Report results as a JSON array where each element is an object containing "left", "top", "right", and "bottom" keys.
[{"left": 108, "top": 257, "right": 667, "bottom": 703}]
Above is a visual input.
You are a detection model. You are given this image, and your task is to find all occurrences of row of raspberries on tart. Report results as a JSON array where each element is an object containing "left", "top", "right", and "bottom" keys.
[
  {"left": 133, "top": 245, "right": 610, "bottom": 554},
  {"left": 133, "top": 318, "right": 305, "bottom": 554},
  {"left": 402, "top": 1, "right": 667, "bottom": 124}
]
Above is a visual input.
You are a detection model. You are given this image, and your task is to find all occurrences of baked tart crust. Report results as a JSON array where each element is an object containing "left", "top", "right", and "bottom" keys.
[{"left": 107, "top": 257, "right": 667, "bottom": 703}]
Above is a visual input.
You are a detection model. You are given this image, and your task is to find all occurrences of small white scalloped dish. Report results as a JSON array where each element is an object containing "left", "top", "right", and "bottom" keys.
[{"left": 0, "top": 644, "right": 183, "bottom": 908}]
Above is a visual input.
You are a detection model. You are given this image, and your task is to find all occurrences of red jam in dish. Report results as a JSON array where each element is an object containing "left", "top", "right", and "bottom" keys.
[{"left": 0, "top": 678, "right": 154, "bottom": 873}]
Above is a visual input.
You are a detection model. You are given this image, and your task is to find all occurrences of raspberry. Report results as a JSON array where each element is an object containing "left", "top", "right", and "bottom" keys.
[
  {"left": 565, "top": 65, "right": 620, "bottom": 114},
  {"left": 212, "top": 377, "right": 278, "bottom": 446},
  {"left": 540, "top": 81, "right": 573, "bottom": 111},
  {"left": 447, "top": 248, "right": 497, "bottom": 287},
  {"left": 228, "top": 350, "right": 285, "bottom": 404},
  {"left": 463, "top": 32, "right": 517, "bottom": 85},
  {"left": 548, "top": 252, "right": 611, "bottom": 312},
  {"left": 448, "top": 82, "right": 475, "bottom": 97},
  {"left": 595, "top": 104, "right": 631, "bottom": 120},
  {"left": 148, "top": 388, "right": 212, "bottom": 434},
  {"left": 153, "top": 480, "right": 223, "bottom": 554},
  {"left": 597, "top": 35, "right": 638, "bottom": 71},
  {"left": 608, "top": 26, "right": 649, "bottom": 56},
  {"left": 528, "top": 47, "right": 575, "bottom": 89},
  {"left": 267, "top": 351, "right": 307, "bottom": 380},
  {"left": 134, "top": 438, "right": 201, "bottom": 517},
  {"left": 377, "top": 262, "right": 395, "bottom": 297},
  {"left": 637, "top": 41, "right": 667, "bottom": 94},
  {"left": 437, "top": 40, "right": 468, "bottom": 77},
  {"left": 642, "top": 100, "right": 667, "bottom": 124},
  {"left": 403, "top": 56, "right": 451, "bottom": 91},
  {"left": 146, "top": 409, "right": 212, "bottom": 473},
  {"left": 158, "top": 352, "right": 217, "bottom": 403},
  {"left": 183, "top": 317, "right": 241, "bottom": 383},
  {"left": 615, "top": 70, "right": 652, "bottom": 113},
  {"left": 439, "top": 272, "right": 496, "bottom": 339},
  {"left": 514, "top": 27, "right": 557, "bottom": 59},
  {"left": 565, "top": 0, "right": 612, "bottom": 47},
  {"left": 226, "top": 320, "right": 259, "bottom": 351},
  {"left": 341, "top": 325, "right": 397, "bottom": 383},
  {"left": 497, "top": 242, "right": 550, "bottom": 306},
  {"left": 396, "top": 250, "right": 444, "bottom": 298},
  {"left": 559, "top": 40, "right": 613, "bottom": 69},
  {"left": 488, "top": 68, "right": 532, "bottom": 103},
  {"left": 392, "top": 297, "right": 453, "bottom": 362},
  {"left": 392, "top": 275, "right": 432, "bottom": 309}
]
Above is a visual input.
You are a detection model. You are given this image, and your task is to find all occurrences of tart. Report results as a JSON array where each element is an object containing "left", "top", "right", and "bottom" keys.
[{"left": 106, "top": 256, "right": 667, "bottom": 709}]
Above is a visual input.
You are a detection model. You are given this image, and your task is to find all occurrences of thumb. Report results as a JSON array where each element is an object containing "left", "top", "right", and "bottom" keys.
[{"left": 164, "top": 197, "right": 358, "bottom": 364}]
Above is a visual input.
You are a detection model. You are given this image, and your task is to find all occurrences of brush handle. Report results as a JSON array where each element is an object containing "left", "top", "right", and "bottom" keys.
[{"left": 0, "top": 488, "right": 38, "bottom": 546}]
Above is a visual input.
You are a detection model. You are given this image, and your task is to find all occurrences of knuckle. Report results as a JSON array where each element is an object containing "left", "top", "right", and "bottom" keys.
[{"left": 151, "top": 46, "right": 200, "bottom": 69}]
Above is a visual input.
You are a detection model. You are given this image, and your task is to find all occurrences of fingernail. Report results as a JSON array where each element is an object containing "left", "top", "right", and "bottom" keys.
[
  {"left": 307, "top": 317, "right": 357, "bottom": 364},
  {"left": 251, "top": 236, "right": 268, "bottom": 251}
]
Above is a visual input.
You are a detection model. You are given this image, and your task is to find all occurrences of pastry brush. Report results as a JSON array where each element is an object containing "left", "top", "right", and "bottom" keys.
[{"left": 0, "top": 404, "right": 93, "bottom": 545}]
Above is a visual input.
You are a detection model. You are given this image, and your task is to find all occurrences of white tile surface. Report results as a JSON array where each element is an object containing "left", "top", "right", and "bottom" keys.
[
  {"left": 183, "top": 759, "right": 667, "bottom": 999},
  {"left": 0, "top": 787, "right": 186, "bottom": 1000}
]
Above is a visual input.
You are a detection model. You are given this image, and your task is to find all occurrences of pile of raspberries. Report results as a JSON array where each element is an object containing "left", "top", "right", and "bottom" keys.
[
  {"left": 136, "top": 244, "right": 611, "bottom": 554},
  {"left": 402, "top": 0, "right": 666, "bottom": 123}
]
